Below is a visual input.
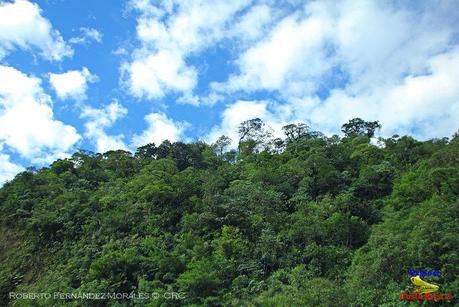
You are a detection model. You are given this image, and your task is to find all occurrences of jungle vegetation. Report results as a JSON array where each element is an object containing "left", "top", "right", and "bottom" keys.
[{"left": 1, "top": 118, "right": 458, "bottom": 306}]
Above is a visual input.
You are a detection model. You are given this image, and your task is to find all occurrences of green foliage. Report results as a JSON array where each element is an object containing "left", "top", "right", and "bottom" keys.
[
  {"left": 341, "top": 118, "right": 381, "bottom": 138},
  {"left": 1, "top": 119, "right": 457, "bottom": 306}
]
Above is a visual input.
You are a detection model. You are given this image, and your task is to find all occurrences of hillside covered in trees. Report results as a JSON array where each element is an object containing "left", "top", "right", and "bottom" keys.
[{"left": 0, "top": 118, "right": 458, "bottom": 306}]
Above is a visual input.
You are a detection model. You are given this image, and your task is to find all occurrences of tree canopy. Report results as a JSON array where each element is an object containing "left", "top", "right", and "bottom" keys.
[{"left": 0, "top": 118, "right": 457, "bottom": 306}]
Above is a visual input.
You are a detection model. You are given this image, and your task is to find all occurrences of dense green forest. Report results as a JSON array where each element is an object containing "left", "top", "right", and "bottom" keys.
[{"left": 0, "top": 118, "right": 457, "bottom": 306}]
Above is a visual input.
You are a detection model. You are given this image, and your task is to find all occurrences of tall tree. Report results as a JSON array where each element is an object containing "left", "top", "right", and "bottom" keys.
[
  {"left": 135, "top": 143, "right": 157, "bottom": 160},
  {"left": 238, "top": 118, "right": 273, "bottom": 154},
  {"left": 213, "top": 135, "right": 232, "bottom": 156},
  {"left": 283, "top": 123, "right": 310, "bottom": 142},
  {"left": 341, "top": 118, "right": 381, "bottom": 138}
]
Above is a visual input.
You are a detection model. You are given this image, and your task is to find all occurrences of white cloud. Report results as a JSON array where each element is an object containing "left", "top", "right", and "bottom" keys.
[
  {"left": 332, "top": 1, "right": 455, "bottom": 94},
  {"left": 306, "top": 48, "right": 459, "bottom": 138},
  {"left": 218, "top": 1, "right": 457, "bottom": 96},
  {"left": 0, "top": 151, "right": 23, "bottom": 184},
  {"left": 132, "top": 112, "right": 188, "bottom": 147},
  {"left": 216, "top": 4, "right": 333, "bottom": 96},
  {"left": 132, "top": 0, "right": 249, "bottom": 53},
  {"left": 177, "top": 92, "right": 225, "bottom": 106},
  {"left": 209, "top": 45, "right": 459, "bottom": 142},
  {"left": 121, "top": 0, "right": 251, "bottom": 102},
  {"left": 49, "top": 67, "right": 98, "bottom": 101},
  {"left": 80, "top": 101, "right": 128, "bottom": 153},
  {"left": 0, "top": 65, "right": 81, "bottom": 164},
  {"left": 69, "top": 27, "right": 103, "bottom": 45},
  {"left": 230, "top": 4, "right": 274, "bottom": 43},
  {"left": 208, "top": 0, "right": 459, "bottom": 139},
  {"left": 0, "top": 0, "right": 73, "bottom": 61},
  {"left": 122, "top": 49, "right": 197, "bottom": 99}
]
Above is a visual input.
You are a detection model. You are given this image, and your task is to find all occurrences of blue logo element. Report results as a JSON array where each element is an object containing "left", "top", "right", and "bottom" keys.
[{"left": 408, "top": 268, "right": 441, "bottom": 278}]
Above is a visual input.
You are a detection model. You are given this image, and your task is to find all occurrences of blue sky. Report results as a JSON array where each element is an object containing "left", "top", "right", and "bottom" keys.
[{"left": 1, "top": 0, "right": 459, "bottom": 183}]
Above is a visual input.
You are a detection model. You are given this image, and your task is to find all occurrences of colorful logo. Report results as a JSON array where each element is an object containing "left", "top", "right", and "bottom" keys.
[
  {"left": 400, "top": 269, "right": 454, "bottom": 301},
  {"left": 410, "top": 275, "right": 438, "bottom": 294}
]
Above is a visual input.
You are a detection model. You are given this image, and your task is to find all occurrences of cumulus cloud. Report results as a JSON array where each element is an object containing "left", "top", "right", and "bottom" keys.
[
  {"left": 0, "top": 65, "right": 81, "bottom": 164},
  {"left": 0, "top": 151, "right": 23, "bottom": 184},
  {"left": 69, "top": 27, "right": 103, "bottom": 45},
  {"left": 80, "top": 101, "right": 128, "bottom": 153},
  {"left": 230, "top": 4, "right": 274, "bottom": 43},
  {"left": 215, "top": 4, "right": 333, "bottom": 96},
  {"left": 306, "top": 47, "right": 459, "bottom": 138},
  {"left": 208, "top": 46, "right": 459, "bottom": 142},
  {"left": 49, "top": 67, "right": 98, "bottom": 101},
  {"left": 132, "top": 112, "right": 188, "bottom": 147},
  {"left": 121, "top": 49, "right": 197, "bottom": 100},
  {"left": 207, "top": 47, "right": 459, "bottom": 142},
  {"left": 217, "top": 1, "right": 458, "bottom": 94},
  {"left": 0, "top": 0, "right": 73, "bottom": 61},
  {"left": 121, "top": 0, "right": 251, "bottom": 102},
  {"left": 209, "top": 44, "right": 459, "bottom": 142},
  {"left": 208, "top": 0, "right": 459, "bottom": 139}
]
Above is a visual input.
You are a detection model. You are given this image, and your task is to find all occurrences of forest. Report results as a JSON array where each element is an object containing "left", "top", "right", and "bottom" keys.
[{"left": 0, "top": 118, "right": 458, "bottom": 306}]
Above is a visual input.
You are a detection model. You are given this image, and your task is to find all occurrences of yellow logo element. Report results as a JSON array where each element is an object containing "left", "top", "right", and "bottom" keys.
[{"left": 410, "top": 275, "right": 439, "bottom": 294}]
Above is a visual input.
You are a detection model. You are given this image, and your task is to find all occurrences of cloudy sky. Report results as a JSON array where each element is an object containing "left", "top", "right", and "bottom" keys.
[{"left": 0, "top": 0, "right": 458, "bottom": 183}]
